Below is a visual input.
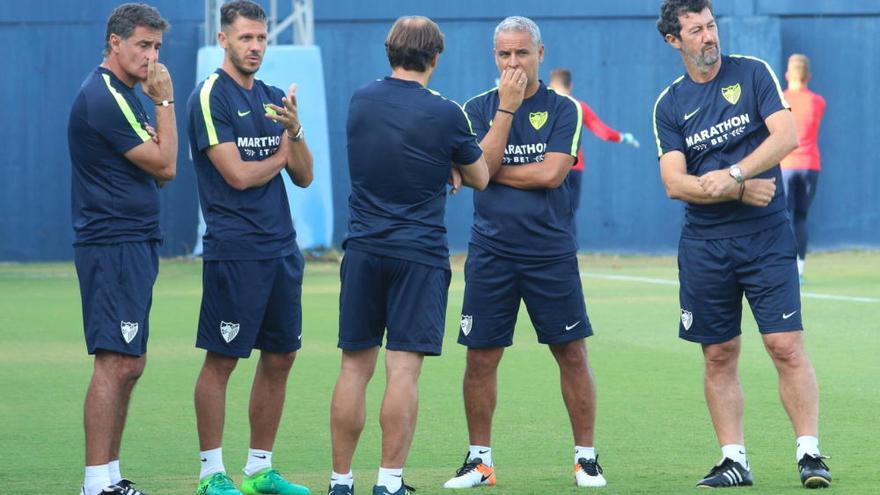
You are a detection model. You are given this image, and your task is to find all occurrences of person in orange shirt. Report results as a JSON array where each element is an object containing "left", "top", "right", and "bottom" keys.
[{"left": 780, "top": 54, "right": 826, "bottom": 280}]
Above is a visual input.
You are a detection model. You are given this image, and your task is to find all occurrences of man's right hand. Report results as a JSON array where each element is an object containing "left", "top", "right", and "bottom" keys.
[
  {"left": 740, "top": 177, "right": 776, "bottom": 207},
  {"left": 142, "top": 57, "right": 174, "bottom": 103},
  {"left": 497, "top": 68, "right": 527, "bottom": 113}
]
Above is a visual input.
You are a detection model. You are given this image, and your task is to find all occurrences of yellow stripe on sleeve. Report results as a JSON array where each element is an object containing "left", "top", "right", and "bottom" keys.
[
  {"left": 199, "top": 73, "right": 221, "bottom": 146},
  {"left": 100, "top": 73, "right": 150, "bottom": 142}
]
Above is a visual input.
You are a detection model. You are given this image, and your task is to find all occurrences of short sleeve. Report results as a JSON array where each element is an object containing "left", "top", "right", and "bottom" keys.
[
  {"left": 88, "top": 78, "right": 150, "bottom": 155},
  {"left": 463, "top": 96, "right": 489, "bottom": 141},
  {"left": 752, "top": 59, "right": 789, "bottom": 120},
  {"left": 446, "top": 101, "right": 483, "bottom": 166},
  {"left": 545, "top": 95, "right": 581, "bottom": 157},
  {"left": 191, "top": 74, "right": 236, "bottom": 151},
  {"left": 652, "top": 89, "right": 685, "bottom": 158}
]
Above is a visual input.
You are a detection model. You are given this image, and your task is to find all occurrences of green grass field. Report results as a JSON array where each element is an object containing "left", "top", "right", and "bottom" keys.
[{"left": 1, "top": 252, "right": 877, "bottom": 494}]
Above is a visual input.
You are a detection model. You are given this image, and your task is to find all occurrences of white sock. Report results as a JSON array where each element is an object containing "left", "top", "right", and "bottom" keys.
[
  {"left": 796, "top": 435, "right": 820, "bottom": 460},
  {"left": 200, "top": 447, "right": 226, "bottom": 480},
  {"left": 83, "top": 464, "right": 111, "bottom": 495},
  {"left": 575, "top": 445, "right": 596, "bottom": 463},
  {"left": 797, "top": 258, "right": 805, "bottom": 276},
  {"left": 721, "top": 444, "right": 749, "bottom": 470},
  {"left": 377, "top": 467, "right": 403, "bottom": 492},
  {"left": 330, "top": 470, "right": 353, "bottom": 488},
  {"left": 244, "top": 449, "right": 272, "bottom": 476},
  {"left": 108, "top": 460, "right": 122, "bottom": 485},
  {"left": 468, "top": 445, "right": 492, "bottom": 466}
]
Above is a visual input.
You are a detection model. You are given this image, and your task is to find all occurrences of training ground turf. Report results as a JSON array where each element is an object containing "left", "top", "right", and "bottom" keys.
[{"left": 1, "top": 252, "right": 877, "bottom": 494}]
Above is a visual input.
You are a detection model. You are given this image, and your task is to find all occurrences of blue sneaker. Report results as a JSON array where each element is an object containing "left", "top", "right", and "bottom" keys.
[
  {"left": 327, "top": 484, "right": 353, "bottom": 495},
  {"left": 371, "top": 482, "right": 414, "bottom": 495}
]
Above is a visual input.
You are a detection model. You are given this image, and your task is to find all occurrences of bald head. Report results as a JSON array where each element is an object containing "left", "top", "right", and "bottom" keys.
[{"left": 786, "top": 54, "right": 811, "bottom": 85}]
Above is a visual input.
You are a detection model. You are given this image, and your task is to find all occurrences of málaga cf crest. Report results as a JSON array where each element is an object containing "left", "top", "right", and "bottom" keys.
[
  {"left": 120, "top": 321, "right": 139, "bottom": 343},
  {"left": 220, "top": 321, "right": 240, "bottom": 343},
  {"left": 721, "top": 83, "right": 741, "bottom": 105},
  {"left": 529, "top": 111, "right": 548, "bottom": 130},
  {"left": 460, "top": 315, "right": 473, "bottom": 336}
]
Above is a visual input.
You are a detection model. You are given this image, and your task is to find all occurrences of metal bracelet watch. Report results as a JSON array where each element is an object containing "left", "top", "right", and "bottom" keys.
[
  {"left": 287, "top": 126, "right": 304, "bottom": 142},
  {"left": 728, "top": 163, "right": 745, "bottom": 183}
]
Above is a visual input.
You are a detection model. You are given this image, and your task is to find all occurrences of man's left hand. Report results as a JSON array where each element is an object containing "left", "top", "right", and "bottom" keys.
[
  {"left": 698, "top": 169, "right": 738, "bottom": 198},
  {"left": 265, "top": 83, "right": 301, "bottom": 134}
]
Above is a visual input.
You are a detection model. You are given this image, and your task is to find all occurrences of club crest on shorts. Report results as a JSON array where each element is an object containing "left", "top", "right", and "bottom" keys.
[
  {"left": 721, "top": 83, "right": 741, "bottom": 105},
  {"left": 680, "top": 309, "right": 694, "bottom": 331},
  {"left": 529, "top": 111, "right": 548, "bottom": 130},
  {"left": 460, "top": 314, "right": 473, "bottom": 336},
  {"left": 220, "top": 321, "right": 240, "bottom": 343},
  {"left": 120, "top": 321, "right": 139, "bottom": 343}
]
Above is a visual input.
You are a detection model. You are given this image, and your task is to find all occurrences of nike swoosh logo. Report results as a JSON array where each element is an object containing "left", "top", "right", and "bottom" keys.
[
  {"left": 237, "top": 109, "right": 251, "bottom": 117},
  {"left": 782, "top": 310, "right": 798, "bottom": 319},
  {"left": 683, "top": 107, "right": 701, "bottom": 120},
  {"left": 253, "top": 454, "right": 267, "bottom": 459},
  {"left": 481, "top": 474, "right": 491, "bottom": 482},
  {"left": 478, "top": 449, "right": 490, "bottom": 454},
  {"left": 565, "top": 321, "right": 581, "bottom": 331},
  {"left": 200, "top": 458, "right": 207, "bottom": 462}
]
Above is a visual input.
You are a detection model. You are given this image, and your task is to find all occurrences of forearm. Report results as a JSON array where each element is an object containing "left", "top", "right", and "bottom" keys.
[
  {"left": 479, "top": 111, "right": 515, "bottom": 176},
  {"left": 738, "top": 130, "right": 797, "bottom": 178},
  {"left": 285, "top": 138, "right": 313, "bottom": 187},
  {"left": 234, "top": 152, "right": 286, "bottom": 190},
  {"left": 665, "top": 173, "right": 740, "bottom": 204},
  {"left": 493, "top": 162, "right": 564, "bottom": 189},
  {"left": 153, "top": 105, "right": 178, "bottom": 178}
]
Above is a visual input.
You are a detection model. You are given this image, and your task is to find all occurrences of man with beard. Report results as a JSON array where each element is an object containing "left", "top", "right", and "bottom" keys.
[
  {"left": 653, "top": 0, "right": 831, "bottom": 488},
  {"left": 68, "top": 3, "right": 175, "bottom": 494},
  {"left": 187, "top": 1, "right": 313, "bottom": 494}
]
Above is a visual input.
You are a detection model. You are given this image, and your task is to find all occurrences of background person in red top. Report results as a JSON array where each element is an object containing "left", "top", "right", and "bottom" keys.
[
  {"left": 780, "top": 54, "right": 826, "bottom": 280},
  {"left": 548, "top": 68, "right": 640, "bottom": 215}
]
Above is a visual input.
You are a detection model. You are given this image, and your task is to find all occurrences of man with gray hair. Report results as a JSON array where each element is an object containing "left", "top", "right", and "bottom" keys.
[
  {"left": 68, "top": 3, "right": 175, "bottom": 495},
  {"left": 445, "top": 16, "right": 606, "bottom": 489}
]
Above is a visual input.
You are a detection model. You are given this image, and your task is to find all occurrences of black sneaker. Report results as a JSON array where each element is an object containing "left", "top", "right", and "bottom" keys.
[
  {"left": 116, "top": 479, "right": 148, "bottom": 495},
  {"left": 372, "top": 482, "right": 414, "bottom": 495},
  {"left": 798, "top": 454, "right": 832, "bottom": 488},
  {"left": 328, "top": 483, "right": 354, "bottom": 495},
  {"left": 696, "top": 458, "right": 753, "bottom": 488}
]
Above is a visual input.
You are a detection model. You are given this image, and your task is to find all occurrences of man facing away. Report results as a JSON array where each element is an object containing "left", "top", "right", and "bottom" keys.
[
  {"left": 186, "top": 1, "right": 313, "bottom": 494},
  {"left": 548, "top": 68, "right": 639, "bottom": 216},
  {"left": 68, "top": 3, "right": 176, "bottom": 494},
  {"left": 653, "top": 0, "right": 831, "bottom": 488},
  {"left": 780, "top": 54, "right": 826, "bottom": 281},
  {"left": 328, "top": 15, "right": 489, "bottom": 495},
  {"left": 444, "top": 15, "right": 607, "bottom": 490}
]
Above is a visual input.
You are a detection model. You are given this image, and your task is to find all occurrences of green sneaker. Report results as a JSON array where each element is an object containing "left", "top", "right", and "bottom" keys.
[
  {"left": 241, "top": 468, "right": 311, "bottom": 495},
  {"left": 198, "top": 472, "right": 243, "bottom": 495}
]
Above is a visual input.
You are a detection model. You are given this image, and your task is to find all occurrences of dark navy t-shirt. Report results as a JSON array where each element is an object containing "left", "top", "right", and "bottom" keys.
[
  {"left": 187, "top": 69, "right": 296, "bottom": 261},
  {"left": 464, "top": 82, "right": 582, "bottom": 259},
  {"left": 343, "top": 77, "right": 483, "bottom": 269},
  {"left": 653, "top": 55, "right": 790, "bottom": 239},
  {"left": 68, "top": 67, "right": 160, "bottom": 245}
]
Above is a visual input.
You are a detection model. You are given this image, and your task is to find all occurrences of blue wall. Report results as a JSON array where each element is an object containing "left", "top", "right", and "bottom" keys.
[{"left": 2, "top": 0, "right": 878, "bottom": 260}]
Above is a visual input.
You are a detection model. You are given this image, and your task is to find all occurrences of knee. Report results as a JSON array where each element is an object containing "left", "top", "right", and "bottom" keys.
[
  {"left": 703, "top": 341, "right": 739, "bottom": 372},
  {"left": 96, "top": 351, "right": 146, "bottom": 383},
  {"left": 551, "top": 341, "right": 588, "bottom": 371},
  {"left": 262, "top": 351, "right": 296, "bottom": 374},
  {"left": 204, "top": 352, "right": 238, "bottom": 376},
  {"left": 465, "top": 349, "right": 502, "bottom": 378},
  {"left": 765, "top": 339, "right": 806, "bottom": 365}
]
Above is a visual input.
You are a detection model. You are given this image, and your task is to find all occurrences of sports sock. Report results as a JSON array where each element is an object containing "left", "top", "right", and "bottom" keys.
[
  {"left": 108, "top": 460, "right": 121, "bottom": 485},
  {"left": 468, "top": 445, "right": 493, "bottom": 466},
  {"left": 377, "top": 467, "right": 403, "bottom": 492},
  {"left": 796, "top": 435, "right": 820, "bottom": 460},
  {"left": 330, "top": 470, "right": 353, "bottom": 488},
  {"left": 797, "top": 258, "right": 805, "bottom": 276},
  {"left": 200, "top": 447, "right": 226, "bottom": 480},
  {"left": 575, "top": 445, "right": 596, "bottom": 463},
  {"left": 84, "top": 464, "right": 111, "bottom": 495},
  {"left": 721, "top": 444, "right": 749, "bottom": 470},
  {"left": 244, "top": 448, "right": 272, "bottom": 476}
]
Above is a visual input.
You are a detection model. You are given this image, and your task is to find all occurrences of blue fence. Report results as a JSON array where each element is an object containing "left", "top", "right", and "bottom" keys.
[{"left": 1, "top": 0, "right": 878, "bottom": 260}]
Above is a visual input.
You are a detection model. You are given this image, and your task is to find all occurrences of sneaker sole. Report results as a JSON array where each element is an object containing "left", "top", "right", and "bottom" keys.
[{"left": 803, "top": 476, "right": 831, "bottom": 489}]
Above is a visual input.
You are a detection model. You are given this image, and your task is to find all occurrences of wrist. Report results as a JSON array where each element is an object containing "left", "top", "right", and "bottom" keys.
[
  {"left": 496, "top": 108, "right": 515, "bottom": 116},
  {"left": 286, "top": 126, "right": 304, "bottom": 142},
  {"left": 728, "top": 163, "right": 745, "bottom": 183},
  {"left": 153, "top": 98, "right": 174, "bottom": 106}
]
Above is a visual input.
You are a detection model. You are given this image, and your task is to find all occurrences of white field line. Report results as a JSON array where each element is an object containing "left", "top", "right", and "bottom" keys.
[{"left": 581, "top": 272, "right": 879, "bottom": 303}]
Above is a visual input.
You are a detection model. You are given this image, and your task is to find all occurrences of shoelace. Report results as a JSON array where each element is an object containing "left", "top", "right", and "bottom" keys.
[
  {"left": 454, "top": 452, "right": 482, "bottom": 477},
  {"left": 212, "top": 473, "right": 237, "bottom": 489},
  {"left": 800, "top": 454, "right": 831, "bottom": 471},
  {"left": 577, "top": 457, "right": 603, "bottom": 476}
]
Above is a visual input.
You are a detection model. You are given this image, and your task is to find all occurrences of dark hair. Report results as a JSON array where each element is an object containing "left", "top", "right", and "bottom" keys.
[
  {"left": 549, "top": 68, "right": 572, "bottom": 89},
  {"left": 385, "top": 16, "right": 445, "bottom": 72},
  {"left": 104, "top": 3, "right": 169, "bottom": 55},
  {"left": 220, "top": 0, "right": 267, "bottom": 28},
  {"left": 657, "top": 0, "right": 712, "bottom": 39}
]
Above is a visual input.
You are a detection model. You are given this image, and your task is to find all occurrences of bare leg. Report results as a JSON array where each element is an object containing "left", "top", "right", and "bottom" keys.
[
  {"left": 702, "top": 337, "right": 745, "bottom": 446},
  {"left": 762, "top": 331, "right": 819, "bottom": 436},
  {"left": 462, "top": 347, "right": 504, "bottom": 446},
  {"left": 330, "top": 347, "right": 380, "bottom": 473},
  {"left": 249, "top": 351, "right": 296, "bottom": 450},
  {"left": 85, "top": 351, "right": 146, "bottom": 466},
  {"left": 549, "top": 339, "right": 596, "bottom": 446},
  {"left": 194, "top": 352, "right": 238, "bottom": 451},
  {"left": 379, "top": 350, "right": 424, "bottom": 468}
]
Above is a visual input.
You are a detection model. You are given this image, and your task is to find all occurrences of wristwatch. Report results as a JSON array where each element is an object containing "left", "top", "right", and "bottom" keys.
[
  {"left": 728, "top": 163, "right": 745, "bottom": 183},
  {"left": 287, "top": 126, "right": 304, "bottom": 142}
]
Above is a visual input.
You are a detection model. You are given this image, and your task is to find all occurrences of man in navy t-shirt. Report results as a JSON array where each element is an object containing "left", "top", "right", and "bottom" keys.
[
  {"left": 67, "top": 4, "right": 175, "bottom": 495},
  {"left": 328, "top": 16, "right": 489, "bottom": 495},
  {"left": 654, "top": 0, "right": 830, "bottom": 488},
  {"left": 444, "top": 16, "right": 607, "bottom": 490},
  {"left": 186, "top": 2, "right": 313, "bottom": 494}
]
